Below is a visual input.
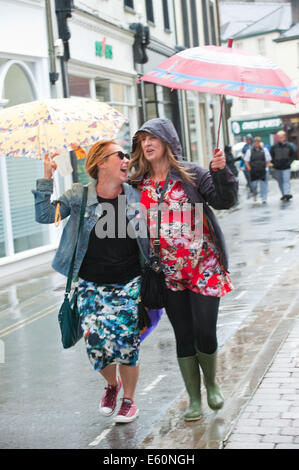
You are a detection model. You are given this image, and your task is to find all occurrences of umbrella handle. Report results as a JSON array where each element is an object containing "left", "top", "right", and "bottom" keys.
[{"left": 55, "top": 202, "right": 61, "bottom": 227}]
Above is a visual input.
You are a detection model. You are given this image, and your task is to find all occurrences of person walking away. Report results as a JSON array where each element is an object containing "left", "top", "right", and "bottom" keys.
[
  {"left": 270, "top": 130, "right": 296, "bottom": 201},
  {"left": 241, "top": 134, "right": 253, "bottom": 196},
  {"left": 129, "top": 118, "right": 238, "bottom": 421},
  {"left": 224, "top": 144, "right": 239, "bottom": 178},
  {"left": 245, "top": 137, "right": 271, "bottom": 204},
  {"left": 32, "top": 140, "right": 149, "bottom": 424}
]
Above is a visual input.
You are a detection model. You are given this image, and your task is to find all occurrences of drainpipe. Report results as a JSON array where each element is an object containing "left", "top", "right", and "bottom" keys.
[{"left": 45, "top": 0, "right": 59, "bottom": 91}]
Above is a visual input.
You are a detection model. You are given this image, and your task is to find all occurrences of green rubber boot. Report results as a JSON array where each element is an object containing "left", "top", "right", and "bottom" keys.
[
  {"left": 177, "top": 356, "right": 202, "bottom": 421},
  {"left": 196, "top": 350, "right": 224, "bottom": 410}
]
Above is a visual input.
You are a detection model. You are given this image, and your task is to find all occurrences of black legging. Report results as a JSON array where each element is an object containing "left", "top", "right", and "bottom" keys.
[{"left": 164, "top": 288, "right": 220, "bottom": 357}]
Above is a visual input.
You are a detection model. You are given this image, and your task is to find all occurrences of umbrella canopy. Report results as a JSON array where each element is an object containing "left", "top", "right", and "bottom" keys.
[
  {"left": 140, "top": 45, "right": 299, "bottom": 105},
  {"left": 0, "top": 97, "right": 127, "bottom": 159}
]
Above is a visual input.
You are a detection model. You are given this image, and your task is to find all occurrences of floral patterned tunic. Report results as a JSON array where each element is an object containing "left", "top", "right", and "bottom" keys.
[{"left": 139, "top": 177, "right": 233, "bottom": 297}]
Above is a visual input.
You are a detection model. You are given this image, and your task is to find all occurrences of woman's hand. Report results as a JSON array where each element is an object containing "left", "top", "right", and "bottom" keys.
[
  {"left": 44, "top": 153, "right": 58, "bottom": 179},
  {"left": 211, "top": 149, "right": 226, "bottom": 171}
]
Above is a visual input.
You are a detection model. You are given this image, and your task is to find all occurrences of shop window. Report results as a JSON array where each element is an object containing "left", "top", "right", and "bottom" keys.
[
  {"left": 187, "top": 93, "right": 198, "bottom": 161},
  {"left": 77, "top": 159, "right": 93, "bottom": 185},
  {"left": 3, "top": 64, "right": 34, "bottom": 106},
  {"left": 0, "top": 166, "right": 5, "bottom": 258},
  {"left": 69, "top": 75, "right": 90, "bottom": 97},
  {"left": 6, "top": 158, "right": 49, "bottom": 254},
  {"left": 95, "top": 79, "right": 134, "bottom": 153},
  {"left": 0, "top": 60, "right": 51, "bottom": 259},
  {"left": 144, "top": 83, "right": 175, "bottom": 123},
  {"left": 95, "top": 79, "right": 110, "bottom": 102}
]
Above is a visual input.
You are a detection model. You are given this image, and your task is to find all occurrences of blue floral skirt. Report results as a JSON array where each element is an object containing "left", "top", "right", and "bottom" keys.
[{"left": 77, "top": 276, "right": 141, "bottom": 371}]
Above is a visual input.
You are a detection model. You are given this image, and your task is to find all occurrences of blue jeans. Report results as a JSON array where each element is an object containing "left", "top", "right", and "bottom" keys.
[
  {"left": 251, "top": 169, "right": 269, "bottom": 202},
  {"left": 274, "top": 169, "right": 291, "bottom": 196}
]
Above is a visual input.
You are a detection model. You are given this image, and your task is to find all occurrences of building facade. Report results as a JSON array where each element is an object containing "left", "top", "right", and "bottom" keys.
[
  {"left": 0, "top": 0, "right": 58, "bottom": 276},
  {"left": 173, "top": 0, "right": 224, "bottom": 167},
  {"left": 0, "top": 0, "right": 222, "bottom": 274},
  {"left": 219, "top": 1, "right": 299, "bottom": 152}
]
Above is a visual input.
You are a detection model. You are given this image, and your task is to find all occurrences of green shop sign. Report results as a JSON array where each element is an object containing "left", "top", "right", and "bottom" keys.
[
  {"left": 231, "top": 117, "right": 283, "bottom": 135},
  {"left": 95, "top": 38, "right": 113, "bottom": 59}
]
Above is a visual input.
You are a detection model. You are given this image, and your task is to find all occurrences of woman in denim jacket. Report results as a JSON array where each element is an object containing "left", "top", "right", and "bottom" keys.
[{"left": 32, "top": 140, "right": 148, "bottom": 424}]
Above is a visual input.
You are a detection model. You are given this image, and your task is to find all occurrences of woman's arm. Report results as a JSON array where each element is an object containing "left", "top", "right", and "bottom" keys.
[
  {"left": 196, "top": 165, "right": 238, "bottom": 210},
  {"left": 32, "top": 153, "right": 73, "bottom": 224}
]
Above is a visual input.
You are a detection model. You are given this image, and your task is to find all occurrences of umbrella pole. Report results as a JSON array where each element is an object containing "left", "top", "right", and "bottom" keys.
[
  {"left": 216, "top": 94, "right": 225, "bottom": 151},
  {"left": 215, "top": 38, "right": 233, "bottom": 156}
]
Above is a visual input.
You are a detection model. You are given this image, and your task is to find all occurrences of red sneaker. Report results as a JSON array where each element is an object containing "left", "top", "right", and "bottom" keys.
[
  {"left": 114, "top": 398, "right": 139, "bottom": 424},
  {"left": 99, "top": 377, "right": 122, "bottom": 416}
]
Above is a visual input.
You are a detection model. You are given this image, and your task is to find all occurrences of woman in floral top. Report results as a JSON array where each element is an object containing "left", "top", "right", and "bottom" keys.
[{"left": 129, "top": 118, "right": 238, "bottom": 421}]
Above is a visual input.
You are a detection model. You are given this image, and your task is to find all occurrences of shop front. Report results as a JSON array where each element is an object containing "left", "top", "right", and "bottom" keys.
[
  {"left": 136, "top": 39, "right": 183, "bottom": 151},
  {"left": 231, "top": 116, "right": 283, "bottom": 147},
  {"left": 281, "top": 113, "right": 299, "bottom": 158},
  {"left": 0, "top": 0, "right": 56, "bottom": 270}
]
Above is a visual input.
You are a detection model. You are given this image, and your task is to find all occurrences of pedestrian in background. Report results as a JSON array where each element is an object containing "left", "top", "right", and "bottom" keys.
[
  {"left": 245, "top": 136, "right": 271, "bottom": 204},
  {"left": 32, "top": 140, "right": 149, "bottom": 424},
  {"left": 129, "top": 118, "right": 238, "bottom": 422},
  {"left": 245, "top": 137, "right": 271, "bottom": 204},
  {"left": 241, "top": 134, "right": 253, "bottom": 196},
  {"left": 270, "top": 130, "right": 296, "bottom": 201},
  {"left": 224, "top": 144, "right": 240, "bottom": 178}
]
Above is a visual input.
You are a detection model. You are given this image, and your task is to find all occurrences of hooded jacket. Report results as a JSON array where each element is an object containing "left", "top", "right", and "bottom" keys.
[{"left": 130, "top": 118, "right": 238, "bottom": 271}]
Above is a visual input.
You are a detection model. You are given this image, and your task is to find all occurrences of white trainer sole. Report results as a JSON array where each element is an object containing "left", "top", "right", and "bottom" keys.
[{"left": 114, "top": 409, "right": 140, "bottom": 424}]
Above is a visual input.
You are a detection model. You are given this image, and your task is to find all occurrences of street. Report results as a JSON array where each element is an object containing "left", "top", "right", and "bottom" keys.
[{"left": 1, "top": 174, "right": 299, "bottom": 449}]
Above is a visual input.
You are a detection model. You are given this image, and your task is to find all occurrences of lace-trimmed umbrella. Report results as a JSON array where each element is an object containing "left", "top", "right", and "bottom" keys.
[{"left": 0, "top": 97, "right": 126, "bottom": 159}]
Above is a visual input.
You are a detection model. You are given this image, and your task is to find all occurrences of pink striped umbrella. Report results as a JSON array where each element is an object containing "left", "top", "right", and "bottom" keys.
[
  {"left": 140, "top": 41, "right": 299, "bottom": 149},
  {"left": 140, "top": 44, "right": 299, "bottom": 105}
]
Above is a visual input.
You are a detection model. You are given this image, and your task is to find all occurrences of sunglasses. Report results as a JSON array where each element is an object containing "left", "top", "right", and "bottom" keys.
[{"left": 104, "top": 151, "right": 131, "bottom": 160}]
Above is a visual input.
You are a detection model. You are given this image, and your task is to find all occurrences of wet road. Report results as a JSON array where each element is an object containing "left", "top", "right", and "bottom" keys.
[{"left": 1, "top": 175, "right": 299, "bottom": 449}]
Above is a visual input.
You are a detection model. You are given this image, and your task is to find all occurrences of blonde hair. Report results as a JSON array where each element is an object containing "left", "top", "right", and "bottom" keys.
[
  {"left": 129, "top": 132, "right": 196, "bottom": 185},
  {"left": 85, "top": 140, "right": 116, "bottom": 180},
  {"left": 277, "top": 130, "right": 286, "bottom": 137}
]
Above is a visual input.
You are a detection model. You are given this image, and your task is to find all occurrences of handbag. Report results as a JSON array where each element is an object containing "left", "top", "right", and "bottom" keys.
[
  {"left": 58, "top": 186, "right": 88, "bottom": 349},
  {"left": 140, "top": 173, "right": 171, "bottom": 309}
]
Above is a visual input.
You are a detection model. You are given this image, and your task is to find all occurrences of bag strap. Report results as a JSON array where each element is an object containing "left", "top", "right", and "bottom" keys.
[
  {"left": 65, "top": 186, "right": 88, "bottom": 294},
  {"left": 153, "top": 173, "right": 171, "bottom": 258}
]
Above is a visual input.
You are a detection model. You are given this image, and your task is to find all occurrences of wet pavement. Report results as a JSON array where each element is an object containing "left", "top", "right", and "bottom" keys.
[{"left": 1, "top": 174, "right": 299, "bottom": 449}]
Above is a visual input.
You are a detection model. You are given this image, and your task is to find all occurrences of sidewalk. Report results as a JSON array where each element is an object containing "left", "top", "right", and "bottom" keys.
[
  {"left": 139, "top": 259, "right": 299, "bottom": 450},
  {"left": 224, "top": 319, "right": 299, "bottom": 449}
]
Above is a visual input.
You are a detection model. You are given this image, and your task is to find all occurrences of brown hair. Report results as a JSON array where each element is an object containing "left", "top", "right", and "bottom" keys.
[
  {"left": 85, "top": 140, "right": 116, "bottom": 180},
  {"left": 129, "top": 132, "right": 196, "bottom": 185}
]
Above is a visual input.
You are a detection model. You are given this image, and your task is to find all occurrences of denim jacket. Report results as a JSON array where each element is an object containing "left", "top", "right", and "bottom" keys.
[{"left": 32, "top": 178, "right": 149, "bottom": 279}]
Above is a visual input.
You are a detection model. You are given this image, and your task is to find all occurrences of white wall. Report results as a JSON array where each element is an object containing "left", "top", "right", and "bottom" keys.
[
  {"left": 74, "top": 0, "right": 176, "bottom": 48},
  {"left": 229, "top": 32, "right": 299, "bottom": 121},
  {"left": 0, "top": 0, "right": 48, "bottom": 59}
]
